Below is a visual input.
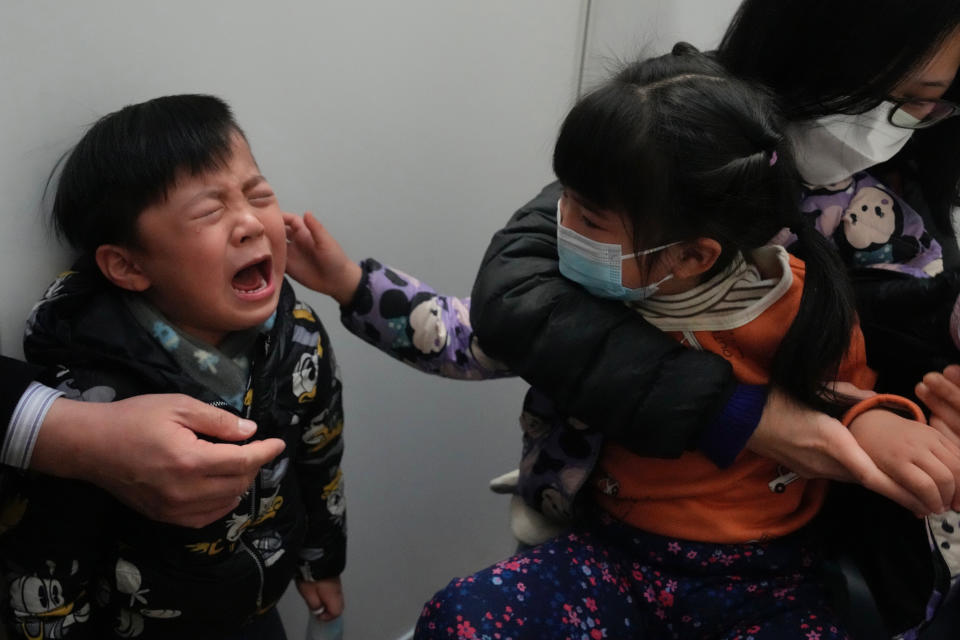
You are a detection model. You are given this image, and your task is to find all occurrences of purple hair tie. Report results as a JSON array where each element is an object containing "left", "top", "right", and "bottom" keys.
[{"left": 769, "top": 150, "right": 778, "bottom": 166}]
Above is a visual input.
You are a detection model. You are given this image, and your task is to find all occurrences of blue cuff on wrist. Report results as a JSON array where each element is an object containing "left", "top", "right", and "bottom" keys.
[{"left": 699, "top": 384, "right": 766, "bottom": 468}]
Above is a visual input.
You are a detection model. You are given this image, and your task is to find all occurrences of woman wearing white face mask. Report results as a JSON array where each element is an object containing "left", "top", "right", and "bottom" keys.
[
  {"left": 468, "top": 0, "right": 960, "bottom": 635},
  {"left": 719, "top": 2, "right": 960, "bottom": 405},
  {"left": 788, "top": 101, "right": 923, "bottom": 189}
]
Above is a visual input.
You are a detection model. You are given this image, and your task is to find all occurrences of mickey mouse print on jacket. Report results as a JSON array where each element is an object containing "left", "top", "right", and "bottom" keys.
[{"left": 0, "top": 268, "right": 345, "bottom": 639}]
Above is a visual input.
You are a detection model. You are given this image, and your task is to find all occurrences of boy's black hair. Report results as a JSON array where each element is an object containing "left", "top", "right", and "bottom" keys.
[
  {"left": 553, "top": 43, "right": 856, "bottom": 412},
  {"left": 718, "top": 0, "right": 960, "bottom": 247},
  {"left": 51, "top": 94, "right": 245, "bottom": 255}
]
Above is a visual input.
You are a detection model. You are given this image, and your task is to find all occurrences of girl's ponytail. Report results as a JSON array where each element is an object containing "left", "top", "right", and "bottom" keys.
[
  {"left": 719, "top": 126, "right": 857, "bottom": 413},
  {"left": 770, "top": 212, "right": 856, "bottom": 411}
]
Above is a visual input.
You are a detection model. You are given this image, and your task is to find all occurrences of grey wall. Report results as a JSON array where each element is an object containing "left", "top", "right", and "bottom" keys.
[
  {"left": 581, "top": 0, "right": 743, "bottom": 92},
  {"left": 0, "top": 2, "right": 584, "bottom": 639}
]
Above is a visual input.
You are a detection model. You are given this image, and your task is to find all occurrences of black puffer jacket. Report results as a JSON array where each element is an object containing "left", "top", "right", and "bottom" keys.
[
  {"left": 1, "top": 269, "right": 344, "bottom": 639},
  {"left": 470, "top": 181, "right": 738, "bottom": 457}
]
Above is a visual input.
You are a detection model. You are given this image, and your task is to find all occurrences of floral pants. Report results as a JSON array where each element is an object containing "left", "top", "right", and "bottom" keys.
[{"left": 415, "top": 516, "right": 847, "bottom": 640}]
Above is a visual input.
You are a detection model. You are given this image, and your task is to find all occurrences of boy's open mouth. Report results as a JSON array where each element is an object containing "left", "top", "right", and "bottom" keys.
[{"left": 232, "top": 258, "right": 272, "bottom": 295}]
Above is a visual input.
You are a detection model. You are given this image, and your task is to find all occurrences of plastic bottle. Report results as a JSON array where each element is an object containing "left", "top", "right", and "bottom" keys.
[{"left": 305, "top": 615, "right": 343, "bottom": 640}]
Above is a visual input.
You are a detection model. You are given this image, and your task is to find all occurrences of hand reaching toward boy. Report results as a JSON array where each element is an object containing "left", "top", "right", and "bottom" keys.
[
  {"left": 297, "top": 576, "right": 344, "bottom": 622},
  {"left": 848, "top": 407, "right": 960, "bottom": 515},
  {"left": 284, "top": 212, "right": 362, "bottom": 306}
]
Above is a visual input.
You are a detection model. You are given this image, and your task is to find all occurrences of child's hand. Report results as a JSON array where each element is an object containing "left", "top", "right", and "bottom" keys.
[
  {"left": 916, "top": 364, "right": 960, "bottom": 448},
  {"left": 849, "top": 408, "right": 960, "bottom": 515},
  {"left": 297, "top": 576, "right": 344, "bottom": 622},
  {"left": 283, "top": 211, "right": 363, "bottom": 306}
]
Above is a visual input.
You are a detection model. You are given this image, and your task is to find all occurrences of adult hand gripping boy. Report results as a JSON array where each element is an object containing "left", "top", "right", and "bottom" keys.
[{"left": 31, "top": 393, "right": 285, "bottom": 528}]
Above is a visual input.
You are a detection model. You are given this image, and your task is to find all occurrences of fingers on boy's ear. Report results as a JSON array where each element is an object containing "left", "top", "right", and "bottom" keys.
[{"left": 302, "top": 212, "right": 325, "bottom": 235}]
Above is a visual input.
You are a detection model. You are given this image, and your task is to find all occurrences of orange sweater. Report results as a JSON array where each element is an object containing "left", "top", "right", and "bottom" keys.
[{"left": 594, "top": 251, "right": 877, "bottom": 543}]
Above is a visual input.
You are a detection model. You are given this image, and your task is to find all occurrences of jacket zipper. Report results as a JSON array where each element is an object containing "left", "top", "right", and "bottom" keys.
[
  {"left": 207, "top": 398, "right": 261, "bottom": 519},
  {"left": 238, "top": 535, "right": 266, "bottom": 609},
  {"left": 208, "top": 396, "right": 267, "bottom": 608},
  {"left": 241, "top": 388, "right": 265, "bottom": 608},
  {"left": 237, "top": 335, "right": 270, "bottom": 610}
]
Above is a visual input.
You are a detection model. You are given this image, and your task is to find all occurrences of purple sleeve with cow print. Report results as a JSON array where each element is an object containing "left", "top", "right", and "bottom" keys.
[{"left": 339, "top": 258, "right": 513, "bottom": 380}]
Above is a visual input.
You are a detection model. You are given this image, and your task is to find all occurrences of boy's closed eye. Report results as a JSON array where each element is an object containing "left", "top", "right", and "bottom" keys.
[
  {"left": 242, "top": 174, "right": 276, "bottom": 203},
  {"left": 245, "top": 180, "right": 276, "bottom": 203},
  {"left": 247, "top": 190, "right": 276, "bottom": 204},
  {"left": 191, "top": 204, "right": 225, "bottom": 220}
]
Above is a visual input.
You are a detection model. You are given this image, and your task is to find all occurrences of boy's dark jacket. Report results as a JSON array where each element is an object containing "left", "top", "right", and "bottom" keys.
[{"left": 2, "top": 268, "right": 344, "bottom": 639}]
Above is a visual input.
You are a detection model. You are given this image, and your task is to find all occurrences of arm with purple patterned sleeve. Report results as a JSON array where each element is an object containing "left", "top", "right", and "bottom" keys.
[
  {"left": 340, "top": 259, "right": 513, "bottom": 380},
  {"left": 283, "top": 210, "right": 510, "bottom": 381}
]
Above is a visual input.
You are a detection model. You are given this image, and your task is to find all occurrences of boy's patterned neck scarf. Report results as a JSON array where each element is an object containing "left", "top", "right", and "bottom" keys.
[{"left": 124, "top": 295, "right": 275, "bottom": 410}]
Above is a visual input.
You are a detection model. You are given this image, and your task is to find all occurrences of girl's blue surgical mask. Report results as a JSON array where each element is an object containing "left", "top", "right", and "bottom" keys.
[{"left": 556, "top": 202, "right": 679, "bottom": 301}]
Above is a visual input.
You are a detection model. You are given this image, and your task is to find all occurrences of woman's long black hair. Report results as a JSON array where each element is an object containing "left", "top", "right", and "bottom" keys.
[
  {"left": 553, "top": 44, "right": 856, "bottom": 410},
  {"left": 718, "top": 0, "right": 960, "bottom": 244}
]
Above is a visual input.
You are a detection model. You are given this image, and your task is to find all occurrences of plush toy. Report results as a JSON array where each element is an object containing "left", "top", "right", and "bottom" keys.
[{"left": 835, "top": 184, "right": 932, "bottom": 267}]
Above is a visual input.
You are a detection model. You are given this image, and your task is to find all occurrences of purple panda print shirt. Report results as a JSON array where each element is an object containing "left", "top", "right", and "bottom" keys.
[
  {"left": 799, "top": 171, "right": 943, "bottom": 278},
  {"left": 339, "top": 258, "right": 511, "bottom": 380},
  {"left": 339, "top": 258, "right": 603, "bottom": 525}
]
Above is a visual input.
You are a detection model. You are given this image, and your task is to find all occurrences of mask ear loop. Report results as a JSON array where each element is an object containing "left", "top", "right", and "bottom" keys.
[
  {"left": 645, "top": 272, "right": 675, "bottom": 289},
  {"left": 621, "top": 240, "right": 682, "bottom": 260},
  {"left": 622, "top": 241, "right": 681, "bottom": 297}
]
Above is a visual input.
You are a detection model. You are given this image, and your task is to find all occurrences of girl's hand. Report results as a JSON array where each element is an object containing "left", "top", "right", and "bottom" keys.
[
  {"left": 747, "top": 387, "right": 939, "bottom": 514},
  {"left": 916, "top": 364, "right": 960, "bottom": 448},
  {"left": 297, "top": 576, "right": 344, "bottom": 622},
  {"left": 283, "top": 211, "right": 362, "bottom": 306},
  {"left": 848, "top": 408, "right": 960, "bottom": 515}
]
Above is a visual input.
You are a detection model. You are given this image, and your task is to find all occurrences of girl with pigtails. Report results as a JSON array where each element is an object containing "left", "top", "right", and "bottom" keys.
[
  {"left": 286, "top": 46, "right": 960, "bottom": 638},
  {"left": 461, "top": 2, "right": 960, "bottom": 635}
]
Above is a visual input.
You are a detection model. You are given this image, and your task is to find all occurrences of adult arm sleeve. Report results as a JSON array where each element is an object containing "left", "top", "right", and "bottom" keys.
[{"left": 0, "top": 357, "right": 62, "bottom": 470}]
